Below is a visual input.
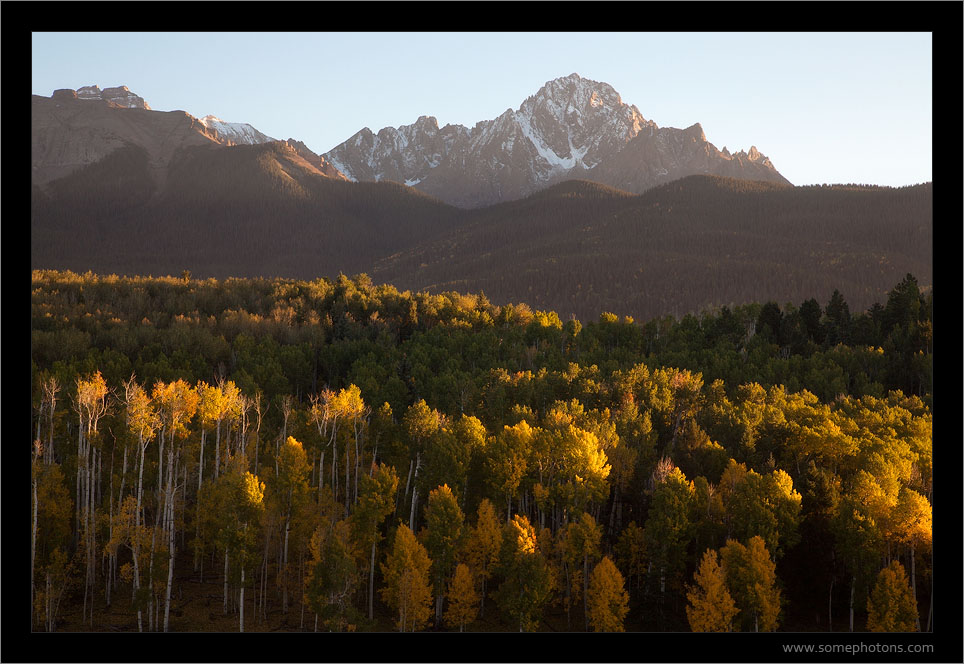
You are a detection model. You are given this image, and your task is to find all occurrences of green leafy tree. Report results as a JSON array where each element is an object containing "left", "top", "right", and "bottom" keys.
[
  {"left": 305, "top": 519, "right": 359, "bottom": 632},
  {"left": 351, "top": 463, "right": 399, "bottom": 621},
  {"left": 421, "top": 484, "right": 465, "bottom": 626},
  {"left": 485, "top": 421, "right": 532, "bottom": 522},
  {"left": 567, "top": 511, "right": 602, "bottom": 631},
  {"left": 494, "top": 514, "right": 552, "bottom": 632},
  {"left": 266, "top": 436, "right": 312, "bottom": 615},
  {"left": 380, "top": 523, "right": 433, "bottom": 632},
  {"left": 720, "top": 536, "right": 781, "bottom": 632},
  {"left": 644, "top": 465, "right": 696, "bottom": 610}
]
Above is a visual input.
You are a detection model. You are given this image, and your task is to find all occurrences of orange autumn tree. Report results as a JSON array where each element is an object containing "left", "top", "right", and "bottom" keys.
[
  {"left": 587, "top": 556, "right": 630, "bottom": 632},
  {"left": 686, "top": 549, "right": 739, "bottom": 632},
  {"left": 444, "top": 563, "right": 479, "bottom": 632}
]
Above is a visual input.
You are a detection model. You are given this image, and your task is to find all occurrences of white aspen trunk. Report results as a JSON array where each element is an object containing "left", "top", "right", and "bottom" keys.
[
  {"left": 214, "top": 420, "right": 221, "bottom": 479},
  {"left": 911, "top": 544, "right": 920, "bottom": 631},
  {"left": 283, "top": 516, "right": 291, "bottom": 613},
  {"left": 148, "top": 523, "right": 156, "bottom": 632},
  {"left": 354, "top": 422, "right": 361, "bottom": 504},
  {"left": 926, "top": 580, "right": 932, "bottom": 631},
  {"left": 849, "top": 574, "right": 855, "bottom": 632},
  {"left": 404, "top": 458, "right": 414, "bottom": 501},
  {"left": 240, "top": 566, "right": 245, "bottom": 633},
  {"left": 345, "top": 437, "right": 351, "bottom": 517},
  {"left": 198, "top": 428, "right": 206, "bottom": 494},
  {"left": 409, "top": 453, "right": 421, "bottom": 531},
  {"left": 48, "top": 386, "right": 59, "bottom": 465},
  {"left": 31, "top": 477, "right": 38, "bottom": 625},
  {"left": 163, "top": 445, "right": 176, "bottom": 632},
  {"left": 828, "top": 577, "right": 834, "bottom": 631},
  {"left": 134, "top": 435, "right": 147, "bottom": 631},
  {"left": 369, "top": 540, "right": 377, "bottom": 620},
  {"left": 74, "top": 411, "right": 83, "bottom": 546},
  {"left": 224, "top": 550, "right": 229, "bottom": 614},
  {"left": 331, "top": 429, "right": 338, "bottom": 501}
]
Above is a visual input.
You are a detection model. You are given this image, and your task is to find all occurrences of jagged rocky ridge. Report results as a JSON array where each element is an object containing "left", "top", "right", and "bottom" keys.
[
  {"left": 32, "top": 85, "right": 343, "bottom": 190},
  {"left": 324, "top": 73, "right": 791, "bottom": 208}
]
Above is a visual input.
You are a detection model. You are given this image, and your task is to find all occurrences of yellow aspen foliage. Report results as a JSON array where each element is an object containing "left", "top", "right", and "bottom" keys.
[
  {"left": 866, "top": 561, "right": 918, "bottom": 632},
  {"left": 380, "top": 524, "right": 433, "bottom": 632},
  {"left": 686, "top": 549, "right": 739, "bottom": 632},
  {"left": 587, "top": 556, "right": 630, "bottom": 632},
  {"left": 444, "top": 563, "right": 479, "bottom": 632},
  {"left": 721, "top": 536, "right": 781, "bottom": 632},
  {"left": 463, "top": 498, "right": 502, "bottom": 616}
]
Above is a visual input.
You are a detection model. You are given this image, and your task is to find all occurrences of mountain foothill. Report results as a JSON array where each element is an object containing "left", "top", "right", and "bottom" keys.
[{"left": 31, "top": 75, "right": 931, "bottom": 325}]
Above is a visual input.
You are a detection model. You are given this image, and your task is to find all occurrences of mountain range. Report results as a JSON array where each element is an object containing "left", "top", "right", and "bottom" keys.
[
  {"left": 323, "top": 73, "right": 790, "bottom": 208},
  {"left": 30, "top": 75, "right": 931, "bottom": 322}
]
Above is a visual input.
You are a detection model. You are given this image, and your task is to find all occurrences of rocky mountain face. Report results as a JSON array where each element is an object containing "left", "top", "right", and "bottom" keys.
[
  {"left": 324, "top": 73, "right": 791, "bottom": 208},
  {"left": 32, "top": 89, "right": 222, "bottom": 189},
  {"left": 31, "top": 86, "right": 341, "bottom": 191},
  {"left": 72, "top": 85, "right": 151, "bottom": 109}
]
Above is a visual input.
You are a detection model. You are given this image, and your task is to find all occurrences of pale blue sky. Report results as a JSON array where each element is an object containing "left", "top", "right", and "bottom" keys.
[{"left": 31, "top": 32, "right": 932, "bottom": 187}]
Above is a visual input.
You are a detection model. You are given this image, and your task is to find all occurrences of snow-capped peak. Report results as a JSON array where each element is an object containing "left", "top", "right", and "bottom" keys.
[{"left": 198, "top": 115, "right": 276, "bottom": 145}]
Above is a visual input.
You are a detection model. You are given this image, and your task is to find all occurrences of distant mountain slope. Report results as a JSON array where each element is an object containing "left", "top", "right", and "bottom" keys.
[
  {"left": 32, "top": 140, "right": 462, "bottom": 280},
  {"left": 324, "top": 73, "right": 791, "bottom": 208},
  {"left": 31, "top": 91, "right": 222, "bottom": 189},
  {"left": 370, "top": 176, "right": 932, "bottom": 322}
]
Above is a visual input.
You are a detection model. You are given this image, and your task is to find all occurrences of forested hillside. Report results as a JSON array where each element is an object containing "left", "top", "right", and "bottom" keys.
[
  {"left": 374, "top": 177, "right": 932, "bottom": 322},
  {"left": 32, "top": 147, "right": 932, "bottom": 325},
  {"left": 30, "top": 270, "right": 932, "bottom": 636}
]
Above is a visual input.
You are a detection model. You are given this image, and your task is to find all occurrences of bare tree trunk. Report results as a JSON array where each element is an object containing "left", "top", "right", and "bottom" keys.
[
  {"left": 345, "top": 437, "right": 351, "bottom": 517},
  {"left": 369, "top": 540, "right": 377, "bottom": 621},
  {"left": 31, "top": 473, "right": 38, "bottom": 626},
  {"left": 133, "top": 436, "right": 147, "bottom": 631},
  {"left": 910, "top": 544, "right": 920, "bottom": 631},
  {"left": 163, "top": 446, "right": 177, "bottom": 632},
  {"left": 283, "top": 516, "right": 291, "bottom": 613},
  {"left": 849, "top": 574, "right": 855, "bottom": 632},
  {"left": 828, "top": 577, "right": 834, "bottom": 631},
  {"left": 240, "top": 565, "right": 245, "bottom": 633},
  {"left": 409, "top": 453, "right": 421, "bottom": 532},
  {"left": 214, "top": 421, "right": 222, "bottom": 479},
  {"left": 224, "top": 550, "right": 230, "bottom": 614}
]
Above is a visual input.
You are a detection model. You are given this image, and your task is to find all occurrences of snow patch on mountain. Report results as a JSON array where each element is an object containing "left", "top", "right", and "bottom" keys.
[
  {"left": 199, "top": 115, "right": 276, "bottom": 145},
  {"left": 322, "top": 73, "right": 788, "bottom": 206}
]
